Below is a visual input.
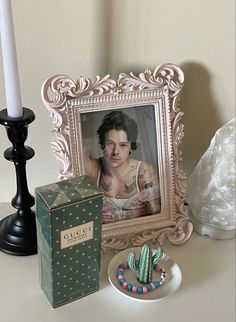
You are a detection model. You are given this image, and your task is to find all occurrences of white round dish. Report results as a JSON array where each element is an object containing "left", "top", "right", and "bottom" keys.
[{"left": 108, "top": 247, "right": 182, "bottom": 302}]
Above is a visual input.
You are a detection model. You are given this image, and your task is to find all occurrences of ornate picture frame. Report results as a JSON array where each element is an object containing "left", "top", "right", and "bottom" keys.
[{"left": 41, "top": 63, "right": 193, "bottom": 251}]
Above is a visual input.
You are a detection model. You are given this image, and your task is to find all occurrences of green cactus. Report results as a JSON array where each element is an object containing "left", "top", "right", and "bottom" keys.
[{"left": 127, "top": 244, "right": 163, "bottom": 284}]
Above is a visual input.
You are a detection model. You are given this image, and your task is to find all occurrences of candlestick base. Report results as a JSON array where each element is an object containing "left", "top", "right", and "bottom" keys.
[
  {"left": 0, "top": 108, "right": 37, "bottom": 256},
  {"left": 0, "top": 211, "right": 37, "bottom": 256}
]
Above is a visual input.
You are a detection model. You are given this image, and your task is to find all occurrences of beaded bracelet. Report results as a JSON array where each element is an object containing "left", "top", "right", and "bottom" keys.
[{"left": 116, "top": 262, "right": 167, "bottom": 294}]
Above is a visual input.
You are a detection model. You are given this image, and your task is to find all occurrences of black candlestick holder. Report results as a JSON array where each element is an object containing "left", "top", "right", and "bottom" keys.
[{"left": 0, "top": 107, "right": 37, "bottom": 256}]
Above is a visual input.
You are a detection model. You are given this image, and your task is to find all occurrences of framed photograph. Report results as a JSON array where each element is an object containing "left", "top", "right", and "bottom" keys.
[{"left": 41, "top": 64, "right": 193, "bottom": 251}]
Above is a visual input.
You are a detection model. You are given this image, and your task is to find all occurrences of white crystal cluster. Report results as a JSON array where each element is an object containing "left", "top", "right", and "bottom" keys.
[{"left": 187, "top": 118, "right": 235, "bottom": 231}]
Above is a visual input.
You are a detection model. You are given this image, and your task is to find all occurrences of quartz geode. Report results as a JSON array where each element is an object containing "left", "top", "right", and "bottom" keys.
[{"left": 187, "top": 118, "right": 235, "bottom": 239}]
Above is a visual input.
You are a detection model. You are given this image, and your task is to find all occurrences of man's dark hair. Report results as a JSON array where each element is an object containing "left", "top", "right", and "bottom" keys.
[{"left": 97, "top": 110, "right": 138, "bottom": 150}]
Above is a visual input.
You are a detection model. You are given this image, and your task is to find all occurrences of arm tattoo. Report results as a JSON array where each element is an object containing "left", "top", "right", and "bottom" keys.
[
  {"left": 144, "top": 202, "right": 153, "bottom": 214},
  {"left": 144, "top": 181, "right": 153, "bottom": 189},
  {"left": 137, "top": 174, "right": 144, "bottom": 180}
]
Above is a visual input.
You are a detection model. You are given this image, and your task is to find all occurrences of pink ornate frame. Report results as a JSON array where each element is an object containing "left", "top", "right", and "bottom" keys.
[{"left": 41, "top": 63, "right": 193, "bottom": 251}]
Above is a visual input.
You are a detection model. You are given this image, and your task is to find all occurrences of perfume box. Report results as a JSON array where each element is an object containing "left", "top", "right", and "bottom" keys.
[{"left": 35, "top": 175, "right": 103, "bottom": 308}]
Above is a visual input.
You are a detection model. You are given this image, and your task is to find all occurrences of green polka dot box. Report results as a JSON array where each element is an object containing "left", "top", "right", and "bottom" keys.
[{"left": 35, "top": 175, "right": 103, "bottom": 308}]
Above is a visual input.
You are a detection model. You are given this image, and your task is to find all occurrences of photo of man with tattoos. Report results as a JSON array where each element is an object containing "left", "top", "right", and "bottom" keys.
[{"left": 83, "top": 109, "right": 161, "bottom": 224}]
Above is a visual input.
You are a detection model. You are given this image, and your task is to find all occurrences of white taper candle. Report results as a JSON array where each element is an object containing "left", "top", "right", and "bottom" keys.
[{"left": 0, "top": 0, "right": 22, "bottom": 118}]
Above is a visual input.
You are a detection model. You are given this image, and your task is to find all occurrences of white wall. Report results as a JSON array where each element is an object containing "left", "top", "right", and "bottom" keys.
[{"left": 0, "top": 0, "right": 235, "bottom": 202}]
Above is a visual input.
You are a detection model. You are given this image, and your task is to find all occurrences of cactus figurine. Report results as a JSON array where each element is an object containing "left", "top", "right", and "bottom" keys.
[{"left": 127, "top": 244, "right": 163, "bottom": 284}]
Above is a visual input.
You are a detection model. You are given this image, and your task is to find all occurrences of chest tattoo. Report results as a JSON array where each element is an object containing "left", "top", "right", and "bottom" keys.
[
  {"left": 100, "top": 176, "right": 112, "bottom": 192},
  {"left": 124, "top": 180, "right": 136, "bottom": 193}
]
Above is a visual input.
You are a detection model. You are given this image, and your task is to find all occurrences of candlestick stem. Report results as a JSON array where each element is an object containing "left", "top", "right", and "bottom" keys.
[{"left": 0, "top": 108, "right": 37, "bottom": 255}]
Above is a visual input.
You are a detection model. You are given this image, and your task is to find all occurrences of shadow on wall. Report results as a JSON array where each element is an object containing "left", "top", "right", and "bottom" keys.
[
  {"left": 93, "top": 0, "right": 112, "bottom": 75},
  {"left": 180, "top": 62, "right": 222, "bottom": 176}
]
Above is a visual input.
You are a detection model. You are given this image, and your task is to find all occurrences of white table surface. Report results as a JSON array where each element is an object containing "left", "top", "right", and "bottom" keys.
[{"left": 0, "top": 203, "right": 235, "bottom": 322}]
